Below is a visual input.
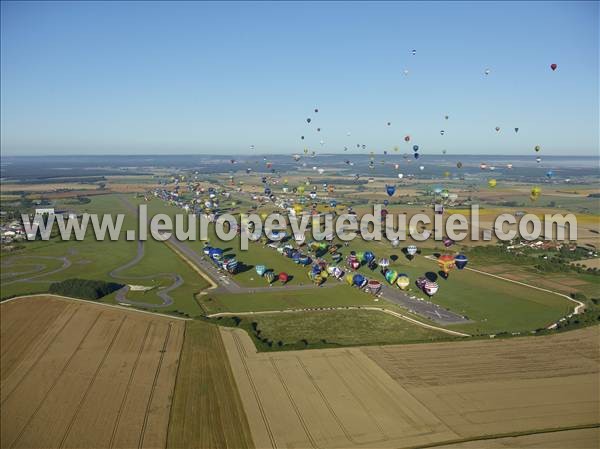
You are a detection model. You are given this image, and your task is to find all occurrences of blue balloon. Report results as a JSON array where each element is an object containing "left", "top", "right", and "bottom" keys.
[
  {"left": 352, "top": 274, "right": 366, "bottom": 287},
  {"left": 383, "top": 199, "right": 389, "bottom": 206},
  {"left": 363, "top": 251, "right": 375, "bottom": 263},
  {"left": 385, "top": 184, "right": 396, "bottom": 197},
  {"left": 414, "top": 152, "right": 420, "bottom": 160},
  {"left": 413, "top": 145, "right": 419, "bottom": 152},
  {"left": 455, "top": 254, "right": 468, "bottom": 270}
]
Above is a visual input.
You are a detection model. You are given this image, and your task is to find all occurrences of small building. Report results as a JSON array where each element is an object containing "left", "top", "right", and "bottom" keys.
[{"left": 35, "top": 208, "right": 55, "bottom": 215}]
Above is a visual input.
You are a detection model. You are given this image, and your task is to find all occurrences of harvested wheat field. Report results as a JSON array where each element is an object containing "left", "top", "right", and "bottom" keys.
[
  {"left": 222, "top": 326, "right": 600, "bottom": 449},
  {"left": 1, "top": 295, "right": 185, "bottom": 449},
  {"left": 363, "top": 326, "right": 600, "bottom": 446},
  {"left": 220, "top": 327, "right": 459, "bottom": 449}
]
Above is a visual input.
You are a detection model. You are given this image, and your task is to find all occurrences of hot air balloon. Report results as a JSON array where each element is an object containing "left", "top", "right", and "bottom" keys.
[
  {"left": 345, "top": 274, "right": 354, "bottom": 286},
  {"left": 367, "top": 279, "right": 382, "bottom": 294},
  {"left": 224, "top": 257, "right": 239, "bottom": 274},
  {"left": 264, "top": 271, "right": 276, "bottom": 284},
  {"left": 514, "top": 128, "right": 519, "bottom": 133},
  {"left": 416, "top": 277, "right": 427, "bottom": 289},
  {"left": 306, "top": 118, "right": 311, "bottom": 123},
  {"left": 443, "top": 237, "right": 454, "bottom": 247},
  {"left": 437, "top": 254, "right": 455, "bottom": 275},
  {"left": 209, "top": 248, "right": 224, "bottom": 262},
  {"left": 414, "top": 153, "right": 420, "bottom": 160},
  {"left": 419, "top": 165, "right": 425, "bottom": 170},
  {"left": 385, "top": 184, "right": 396, "bottom": 197},
  {"left": 278, "top": 272, "right": 289, "bottom": 284},
  {"left": 530, "top": 186, "right": 542, "bottom": 201},
  {"left": 332, "top": 266, "right": 345, "bottom": 279},
  {"left": 484, "top": 68, "right": 491, "bottom": 76},
  {"left": 352, "top": 274, "right": 367, "bottom": 288},
  {"left": 413, "top": 145, "right": 419, "bottom": 152},
  {"left": 407, "top": 245, "right": 418, "bottom": 256},
  {"left": 298, "top": 255, "right": 311, "bottom": 266},
  {"left": 534, "top": 145, "right": 541, "bottom": 152},
  {"left": 396, "top": 274, "right": 410, "bottom": 290},
  {"left": 379, "top": 258, "right": 390, "bottom": 269},
  {"left": 348, "top": 254, "right": 360, "bottom": 270},
  {"left": 363, "top": 251, "right": 375, "bottom": 264},
  {"left": 440, "top": 130, "right": 445, "bottom": 136},
  {"left": 488, "top": 179, "right": 497, "bottom": 188},
  {"left": 495, "top": 126, "right": 500, "bottom": 132},
  {"left": 314, "top": 108, "right": 319, "bottom": 113},
  {"left": 404, "top": 135, "right": 410, "bottom": 142},
  {"left": 454, "top": 254, "right": 468, "bottom": 270},
  {"left": 398, "top": 173, "right": 404, "bottom": 179},
  {"left": 411, "top": 49, "right": 416, "bottom": 56},
  {"left": 457, "top": 161, "right": 463, "bottom": 169},
  {"left": 550, "top": 63, "right": 557, "bottom": 71},
  {"left": 384, "top": 269, "right": 398, "bottom": 284},
  {"left": 546, "top": 170, "right": 554, "bottom": 179},
  {"left": 255, "top": 265, "right": 267, "bottom": 276},
  {"left": 424, "top": 281, "right": 439, "bottom": 297},
  {"left": 391, "top": 238, "right": 400, "bottom": 248},
  {"left": 536, "top": 156, "right": 542, "bottom": 163}
]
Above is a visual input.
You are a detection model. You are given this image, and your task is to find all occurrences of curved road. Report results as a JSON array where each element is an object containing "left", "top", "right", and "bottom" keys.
[
  {"left": 109, "top": 239, "right": 184, "bottom": 308},
  {"left": 2, "top": 256, "right": 72, "bottom": 285}
]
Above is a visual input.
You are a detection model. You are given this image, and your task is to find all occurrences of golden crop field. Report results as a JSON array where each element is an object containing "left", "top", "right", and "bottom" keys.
[
  {"left": 222, "top": 325, "right": 599, "bottom": 449},
  {"left": 1, "top": 296, "right": 185, "bottom": 449},
  {"left": 167, "top": 321, "right": 254, "bottom": 449},
  {"left": 220, "top": 326, "right": 459, "bottom": 449}
]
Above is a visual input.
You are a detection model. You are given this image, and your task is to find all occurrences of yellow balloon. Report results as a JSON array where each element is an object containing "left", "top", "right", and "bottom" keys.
[{"left": 488, "top": 179, "right": 497, "bottom": 188}]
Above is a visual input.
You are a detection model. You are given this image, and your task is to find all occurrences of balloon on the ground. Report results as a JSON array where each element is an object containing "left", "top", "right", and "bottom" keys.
[
  {"left": 455, "top": 254, "right": 468, "bottom": 270},
  {"left": 396, "top": 275, "right": 410, "bottom": 290}
]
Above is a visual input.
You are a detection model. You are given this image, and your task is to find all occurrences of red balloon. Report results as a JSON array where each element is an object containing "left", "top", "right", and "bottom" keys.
[
  {"left": 550, "top": 63, "right": 557, "bottom": 71},
  {"left": 278, "top": 272, "right": 289, "bottom": 283}
]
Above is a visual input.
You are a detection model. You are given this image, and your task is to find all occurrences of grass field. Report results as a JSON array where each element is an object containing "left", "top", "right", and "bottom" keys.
[
  {"left": 199, "top": 286, "right": 376, "bottom": 314},
  {"left": 1, "top": 195, "right": 209, "bottom": 317},
  {"left": 241, "top": 309, "right": 451, "bottom": 348},
  {"left": 167, "top": 321, "right": 254, "bottom": 449},
  {"left": 1, "top": 295, "right": 184, "bottom": 449},
  {"left": 141, "top": 195, "right": 577, "bottom": 334}
]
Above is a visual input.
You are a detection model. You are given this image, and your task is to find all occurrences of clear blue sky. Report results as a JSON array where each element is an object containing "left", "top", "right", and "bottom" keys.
[{"left": 1, "top": 1, "right": 598, "bottom": 156}]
